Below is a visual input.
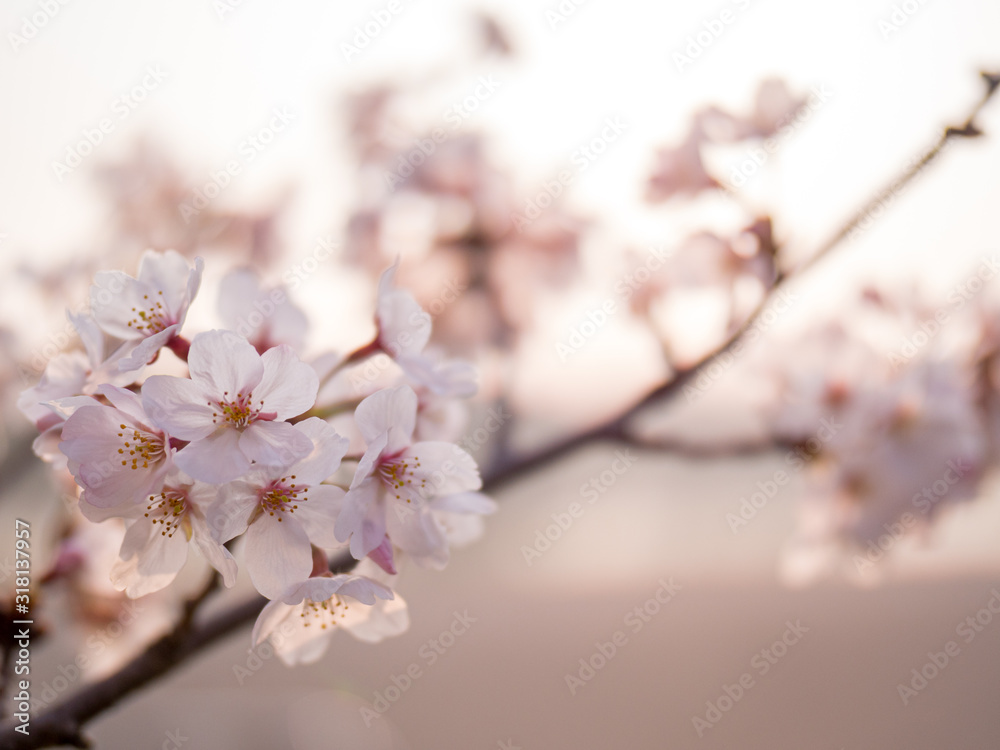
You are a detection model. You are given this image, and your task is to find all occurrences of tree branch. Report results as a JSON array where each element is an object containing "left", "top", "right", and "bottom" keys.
[{"left": 2, "top": 70, "right": 996, "bottom": 750}]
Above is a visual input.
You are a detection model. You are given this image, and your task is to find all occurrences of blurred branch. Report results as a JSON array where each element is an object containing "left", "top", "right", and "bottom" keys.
[
  {"left": 2, "top": 70, "right": 997, "bottom": 750},
  {"left": 483, "top": 70, "right": 1000, "bottom": 489}
]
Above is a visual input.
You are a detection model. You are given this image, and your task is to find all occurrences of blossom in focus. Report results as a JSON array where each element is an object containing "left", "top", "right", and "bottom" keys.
[
  {"left": 79, "top": 470, "right": 238, "bottom": 598},
  {"left": 89, "top": 249, "right": 204, "bottom": 372},
  {"left": 141, "top": 330, "right": 318, "bottom": 483},
  {"left": 208, "top": 418, "right": 349, "bottom": 598},
  {"left": 251, "top": 570, "right": 399, "bottom": 666},
  {"left": 335, "top": 385, "right": 484, "bottom": 567},
  {"left": 60, "top": 384, "right": 173, "bottom": 508}
]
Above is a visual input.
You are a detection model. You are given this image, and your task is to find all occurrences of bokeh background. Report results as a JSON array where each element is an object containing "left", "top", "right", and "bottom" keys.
[{"left": 3, "top": 0, "right": 1000, "bottom": 748}]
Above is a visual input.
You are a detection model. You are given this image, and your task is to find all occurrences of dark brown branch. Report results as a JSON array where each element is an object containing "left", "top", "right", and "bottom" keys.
[{"left": 2, "top": 70, "right": 997, "bottom": 750}]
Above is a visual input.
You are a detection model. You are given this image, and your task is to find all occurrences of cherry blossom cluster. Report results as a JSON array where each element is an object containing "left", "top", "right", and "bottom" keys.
[{"left": 18, "top": 249, "right": 494, "bottom": 665}]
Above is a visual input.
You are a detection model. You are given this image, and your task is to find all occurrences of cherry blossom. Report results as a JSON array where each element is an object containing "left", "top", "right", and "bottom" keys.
[
  {"left": 208, "top": 418, "right": 349, "bottom": 598},
  {"left": 251, "top": 568, "right": 401, "bottom": 666},
  {"left": 141, "top": 330, "right": 318, "bottom": 483},
  {"left": 60, "top": 384, "right": 173, "bottom": 508},
  {"left": 89, "top": 249, "right": 204, "bottom": 371},
  {"left": 79, "top": 470, "right": 238, "bottom": 598},
  {"left": 335, "top": 385, "right": 484, "bottom": 567}
]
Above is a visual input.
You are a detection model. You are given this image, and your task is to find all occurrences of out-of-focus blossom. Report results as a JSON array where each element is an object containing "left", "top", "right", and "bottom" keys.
[
  {"left": 17, "top": 313, "right": 132, "bottom": 433},
  {"left": 217, "top": 268, "right": 309, "bottom": 353},
  {"left": 646, "top": 128, "right": 719, "bottom": 202},
  {"left": 697, "top": 78, "right": 806, "bottom": 143},
  {"left": 251, "top": 570, "right": 398, "bottom": 666}
]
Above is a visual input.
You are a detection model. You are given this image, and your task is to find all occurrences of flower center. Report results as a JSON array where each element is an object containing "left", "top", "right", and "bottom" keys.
[
  {"left": 116, "top": 423, "right": 165, "bottom": 470},
  {"left": 144, "top": 487, "right": 190, "bottom": 539},
  {"left": 210, "top": 390, "right": 266, "bottom": 428},
  {"left": 378, "top": 455, "right": 423, "bottom": 503},
  {"left": 126, "top": 290, "right": 172, "bottom": 335},
  {"left": 259, "top": 475, "right": 306, "bottom": 522},
  {"left": 300, "top": 594, "right": 350, "bottom": 630}
]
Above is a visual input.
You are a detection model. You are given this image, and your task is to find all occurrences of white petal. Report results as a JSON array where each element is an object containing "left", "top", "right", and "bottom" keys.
[
  {"left": 385, "top": 499, "right": 448, "bottom": 569},
  {"left": 137, "top": 249, "right": 197, "bottom": 315},
  {"left": 141, "top": 375, "right": 215, "bottom": 440},
  {"left": 396, "top": 353, "right": 478, "bottom": 397},
  {"left": 239, "top": 421, "right": 313, "bottom": 468},
  {"left": 354, "top": 385, "right": 417, "bottom": 450},
  {"left": 252, "top": 598, "right": 296, "bottom": 646},
  {"left": 117, "top": 326, "right": 178, "bottom": 373},
  {"left": 175, "top": 429, "right": 250, "bottom": 483},
  {"left": 295, "top": 484, "right": 345, "bottom": 549},
  {"left": 68, "top": 311, "right": 104, "bottom": 366},
  {"left": 343, "top": 592, "right": 410, "bottom": 644},
  {"left": 246, "top": 515, "right": 313, "bottom": 599},
  {"left": 111, "top": 517, "right": 189, "bottom": 597},
  {"left": 405, "top": 441, "right": 482, "bottom": 495},
  {"left": 98, "top": 384, "right": 149, "bottom": 424},
  {"left": 351, "top": 432, "right": 387, "bottom": 491},
  {"left": 288, "top": 418, "right": 350, "bottom": 485},
  {"left": 376, "top": 261, "right": 431, "bottom": 357},
  {"left": 90, "top": 271, "right": 153, "bottom": 340},
  {"left": 257, "top": 345, "right": 319, "bottom": 419},
  {"left": 208, "top": 480, "right": 260, "bottom": 542},
  {"left": 335, "top": 480, "right": 386, "bottom": 559},
  {"left": 189, "top": 514, "right": 238, "bottom": 586},
  {"left": 187, "top": 330, "right": 263, "bottom": 398}
]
